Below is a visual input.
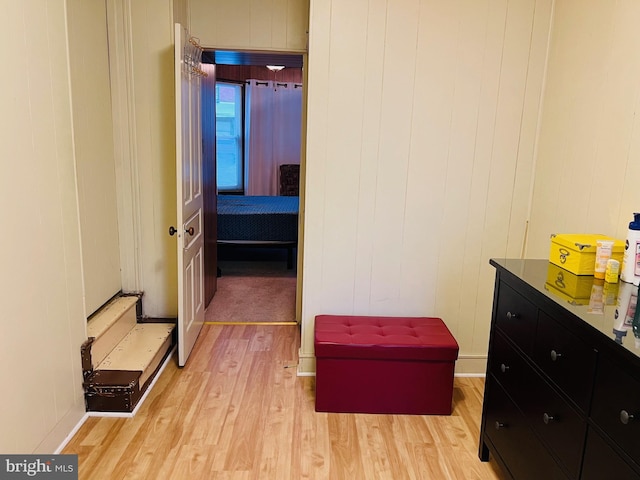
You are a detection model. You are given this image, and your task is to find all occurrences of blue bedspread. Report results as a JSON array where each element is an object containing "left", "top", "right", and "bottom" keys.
[{"left": 217, "top": 195, "right": 299, "bottom": 242}]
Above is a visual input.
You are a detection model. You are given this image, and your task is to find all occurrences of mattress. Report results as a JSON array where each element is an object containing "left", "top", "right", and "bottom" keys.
[{"left": 217, "top": 195, "right": 299, "bottom": 243}]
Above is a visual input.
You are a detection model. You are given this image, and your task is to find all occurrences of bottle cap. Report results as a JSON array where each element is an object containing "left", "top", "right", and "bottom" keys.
[{"left": 630, "top": 213, "right": 640, "bottom": 230}]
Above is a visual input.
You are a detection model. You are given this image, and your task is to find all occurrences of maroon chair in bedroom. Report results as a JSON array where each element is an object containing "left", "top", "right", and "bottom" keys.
[{"left": 279, "top": 164, "right": 300, "bottom": 196}]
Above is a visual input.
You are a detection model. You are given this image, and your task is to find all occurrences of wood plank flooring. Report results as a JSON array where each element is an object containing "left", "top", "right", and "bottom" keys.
[{"left": 63, "top": 324, "right": 505, "bottom": 479}]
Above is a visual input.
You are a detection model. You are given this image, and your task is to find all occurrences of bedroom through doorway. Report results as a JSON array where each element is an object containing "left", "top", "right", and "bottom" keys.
[{"left": 202, "top": 50, "right": 305, "bottom": 325}]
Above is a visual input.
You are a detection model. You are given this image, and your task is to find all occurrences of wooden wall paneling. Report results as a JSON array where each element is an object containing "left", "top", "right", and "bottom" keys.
[
  {"left": 301, "top": 0, "right": 552, "bottom": 375},
  {"left": 287, "top": 0, "right": 310, "bottom": 50},
  {"left": 202, "top": 63, "right": 218, "bottom": 307},
  {"left": 271, "top": 0, "right": 289, "bottom": 47},
  {"left": 68, "top": 0, "right": 122, "bottom": 316},
  {"left": 190, "top": 0, "right": 308, "bottom": 52},
  {"left": 555, "top": 2, "right": 613, "bottom": 233},
  {"left": 505, "top": 0, "right": 553, "bottom": 257},
  {"left": 299, "top": 0, "right": 331, "bottom": 372},
  {"left": 352, "top": 0, "right": 387, "bottom": 314},
  {"left": 475, "top": 0, "right": 552, "bottom": 355},
  {"left": 614, "top": 1, "right": 640, "bottom": 232},
  {"left": 461, "top": 0, "right": 509, "bottom": 359},
  {"left": 591, "top": 1, "right": 640, "bottom": 230},
  {"left": 428, "top": 0, "right": 488, "bottom": 348},
  {"left": 527, "top": 0, "right": 640, "bottom": 256},
  {"left": 481, "top": 0, "right": 536, "bottom": 258},
  {"left": 318, "top": 0, "right": 369, "bottom": 313},
  {"left": 368, "top": 0, "right": 420, "bottom": 313},
  {"left": 402, "top": 0, "right": 460, "bottom": 318},
  {"left": 250, "top": 0, "right": 274, "bottom": 47},
  {"left": 19, "top": 3, "right": 69, "bottom": 450},
  {"left": 0, "top": 0, "right": 87, "bottom": 453},
  {"left": 129, "top": 0, "right": 179, "bottom": 317},
  {"left": 473, "top": 0, "right": 541, "bottom": 355}
]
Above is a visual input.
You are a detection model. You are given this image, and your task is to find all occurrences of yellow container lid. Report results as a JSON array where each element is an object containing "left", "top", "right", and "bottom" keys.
[{"left": 550, "top": 233, "right": 625, "bottom": 254}]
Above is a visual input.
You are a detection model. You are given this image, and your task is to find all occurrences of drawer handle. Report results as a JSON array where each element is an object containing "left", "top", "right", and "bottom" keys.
[
  {"left": 550, "top": 350, "right": 562, "bottom": 362},
  {"left": 543, "top": 413, "right": 555, "bottom": 424},
  {"left": 506, "top": 311, "right": 519, "bottom": 320},
  {"left": 495, "top": 421, "right": 506, "bottom": 430},
  {"left": 500, "top": 363, "right": 510, "bottom": 373},
  {"left": 620, "top": 410, "right": 635, "bottom": 425}
]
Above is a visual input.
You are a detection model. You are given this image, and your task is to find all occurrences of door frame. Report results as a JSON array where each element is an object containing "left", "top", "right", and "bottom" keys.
[{"left": 202, "top": 49, "right": 308, "bottom": 324}]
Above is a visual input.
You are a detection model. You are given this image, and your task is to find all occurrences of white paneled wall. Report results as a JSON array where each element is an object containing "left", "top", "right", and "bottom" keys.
[
  {"left": 300, "top": 0, "right": 553, "bottom": 374},
  {"left": 527, "top": 0, "right": 640, "bottom": 255},
  {"left": 0, "top": 0, "right": 86, "bottom": 453},
  {"left": 114, "top": 0, "right": 188, "bottom": 317},
  {"left": 190, "top": 0, "right": 309, "bottom": 51},
  {"left": 67, "top": 0, "right": 122, "bottom": 316}
]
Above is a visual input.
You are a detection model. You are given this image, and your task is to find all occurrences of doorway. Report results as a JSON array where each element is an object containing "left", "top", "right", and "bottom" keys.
[{"left": 202, "top": 50, "right": 305, "bottom": 325}]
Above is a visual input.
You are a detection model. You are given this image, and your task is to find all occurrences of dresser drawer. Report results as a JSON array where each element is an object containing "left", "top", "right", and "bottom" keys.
[
  {"left": 491, "top": 331, "right": 585, "bottom": 478},
  {"left": 581, "top": 427, "right": 640, "bottom": 480},
  {"left": 521, "top": 364, "right": 586, "bottom": 478},
  {"left": 489, "top": 331, "right": 538, "bottom": 407},
  {"left": 591, "top": 356, "right": 640, "bottom": 466},
  {"left": 495, "top": 282, "right": 538, "bottom": 354},
  {"left": 484, "top": 378, "right": 569, "bottom": 480},
  {"left": 534, "top": 311, "right": 597, "bottom": 412}
]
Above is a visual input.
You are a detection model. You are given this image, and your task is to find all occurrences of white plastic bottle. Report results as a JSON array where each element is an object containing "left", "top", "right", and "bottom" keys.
[{"left": 621, "top": 213, "right": 640, "bottom": 286}]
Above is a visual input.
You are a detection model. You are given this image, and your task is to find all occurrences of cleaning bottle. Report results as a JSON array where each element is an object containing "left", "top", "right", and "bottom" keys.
[
  {"left": 616, "top": 282, "right": 637, "bottom": 344},
  {"left": 621, "top": 213, "right": 640, "bottom": 286},
  {"left": 632, "top": 283, "right": 640, "bottom": 348}
]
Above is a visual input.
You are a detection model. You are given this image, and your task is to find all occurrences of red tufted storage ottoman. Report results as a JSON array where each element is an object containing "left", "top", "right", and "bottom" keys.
[{"left": 314, "top": 315, "right": 459, "bottom": 415}]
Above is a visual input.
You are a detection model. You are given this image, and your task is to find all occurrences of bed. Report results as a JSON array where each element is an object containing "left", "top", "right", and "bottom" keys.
[{"left": 217, "top": 195, "right": 299, "bottom": 268}]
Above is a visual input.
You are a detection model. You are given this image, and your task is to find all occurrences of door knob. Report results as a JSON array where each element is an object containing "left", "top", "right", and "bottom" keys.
[
  {"left": 620, "top": 410, "right": 635, "bottom": 424},
  {"left": 169, "top": 226, "right": 177, "bottom": 236},
  {"left": 550, "top": 350, "right": 562, "bottom": 362},
  {"left": 506, "top": 311, "right": 519, "bottom": 320},
  {"left": 185, "top": 227, "right": 195, "bottom": 236},
  {"left": 543, "top": 413, "right": 555, "bottom": 424}
]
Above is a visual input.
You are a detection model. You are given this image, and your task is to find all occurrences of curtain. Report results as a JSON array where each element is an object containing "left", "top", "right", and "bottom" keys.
[{"left": 245, "top": 79, "right": 303, "bottom": 196}]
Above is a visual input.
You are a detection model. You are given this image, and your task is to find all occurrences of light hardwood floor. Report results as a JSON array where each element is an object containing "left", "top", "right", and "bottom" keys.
[{"left": 63, "top": 325, "right": 505, "bottom": 479}]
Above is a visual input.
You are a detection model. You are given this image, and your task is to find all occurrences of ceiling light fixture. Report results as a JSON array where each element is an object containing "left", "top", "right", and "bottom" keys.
[{"left": 266, "top": 65, "right": 285, "bottom": 72}]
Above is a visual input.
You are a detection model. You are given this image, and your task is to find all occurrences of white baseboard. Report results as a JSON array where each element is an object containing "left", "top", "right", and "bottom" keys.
[
  {"left": 34, "top": 396, "right": 87, "bottom": 454},
  {"left": 53, "top": 412, "right": 89, "bottom": 454},
  {"left": 296, "top": 348, "right": 316, "bottom": 376},
  {"left": 455, "top": 355, "right": 488, "bottom": 375}
]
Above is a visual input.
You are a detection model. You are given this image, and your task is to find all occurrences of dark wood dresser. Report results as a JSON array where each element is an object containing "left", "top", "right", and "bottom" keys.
[{"left": 480, "top": 258, "right": 640, "bottom": 480}]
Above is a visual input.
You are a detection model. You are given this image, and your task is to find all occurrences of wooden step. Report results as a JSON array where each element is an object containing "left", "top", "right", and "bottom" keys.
[
  {"left": 84, "top": 323, "right": 175, "bottom": 413},
  {"left": 97, "top": 323, "right": 174, "bottom": 386},
  {"left": 86, "top": 295, "right": 139, "bottom": 369}
]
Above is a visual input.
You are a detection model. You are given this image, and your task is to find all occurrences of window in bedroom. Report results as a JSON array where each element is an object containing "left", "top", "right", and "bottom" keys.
[{"left": 216, "top": 81, "right": 244, "bottom": 192}]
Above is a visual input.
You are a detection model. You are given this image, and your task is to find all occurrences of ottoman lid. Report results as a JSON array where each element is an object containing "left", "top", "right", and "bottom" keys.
[{"left": 314, "top": 315, "right": 459, "bottom": 361}]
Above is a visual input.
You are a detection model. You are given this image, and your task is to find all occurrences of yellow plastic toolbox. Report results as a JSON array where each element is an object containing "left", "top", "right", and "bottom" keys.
[{"left": 549, "top": 233, "right": 624, "bottom": 275}]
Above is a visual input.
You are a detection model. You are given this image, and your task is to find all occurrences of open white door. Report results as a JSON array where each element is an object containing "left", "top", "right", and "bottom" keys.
[{"left": 174, "top": 23, "right": 205, "bottom": 366}]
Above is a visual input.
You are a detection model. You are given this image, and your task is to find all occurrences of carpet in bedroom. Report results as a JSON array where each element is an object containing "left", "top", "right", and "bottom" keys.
[{"left": 205, "top": 260, "right": 296, "bottom": 324}]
